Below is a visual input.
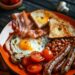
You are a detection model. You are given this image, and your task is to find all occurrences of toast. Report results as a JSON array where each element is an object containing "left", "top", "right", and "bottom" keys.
[
  {"left": 49, "top": 18, "right": 75, "bottom": 38},
  {"left": 30, "top": 10, "right": 58, "bottom": 28}
]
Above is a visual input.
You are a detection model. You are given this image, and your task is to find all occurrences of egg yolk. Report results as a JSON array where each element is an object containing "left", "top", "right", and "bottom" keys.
[
  {"left": 19, "top": 39, "right": 32, "bottom": 51},
  {"left": 36, "top": 16, "right": 48, "bottom": 25}
]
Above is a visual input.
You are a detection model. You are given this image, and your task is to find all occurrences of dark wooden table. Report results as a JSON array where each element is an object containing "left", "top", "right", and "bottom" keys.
[
  {"left": 0, "top": 0, "right": 75, "bottom": 33},
  {"left": 0, "top": 0, "right": 75, "bottom": 75}
]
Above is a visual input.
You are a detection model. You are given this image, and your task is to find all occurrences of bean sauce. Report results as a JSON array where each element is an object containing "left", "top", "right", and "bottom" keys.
[{"left": 46, "top": 38, "right": 75, "bottom": 56}]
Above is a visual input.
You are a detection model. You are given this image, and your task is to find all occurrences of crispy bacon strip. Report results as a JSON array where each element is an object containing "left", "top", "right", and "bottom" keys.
[
  {"left": 12, "top": 11, "right": 47, "bottom": 38},
  {"left": 12, "top": 11, "right": 33, "bottom": 38},
  {"left": 26, "top": 29, "right": 46, "bottom": 38},
  {"left": 53, "top": 58, "right": 66, "bottom": 73}
]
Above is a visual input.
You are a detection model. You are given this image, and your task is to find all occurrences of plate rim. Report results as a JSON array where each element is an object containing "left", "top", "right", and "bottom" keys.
[{"left": 0, "top": 11, "right": 75, "bottom": 75}]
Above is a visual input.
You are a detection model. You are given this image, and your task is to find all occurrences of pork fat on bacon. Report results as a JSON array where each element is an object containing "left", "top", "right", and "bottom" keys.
[{"left": 12, "top": 11, "right": 47, "bottom": 38}]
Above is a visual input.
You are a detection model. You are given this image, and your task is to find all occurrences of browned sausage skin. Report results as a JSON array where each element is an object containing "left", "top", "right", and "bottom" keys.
[
  {"left": 43, "top": 44, "right": 71, "bottom": 75},
  {"left": 61, "top": 48, "right": 75, "bottom": 74},
  {"left": 53, "top": 58, "right": 66, "bottom": 73}
]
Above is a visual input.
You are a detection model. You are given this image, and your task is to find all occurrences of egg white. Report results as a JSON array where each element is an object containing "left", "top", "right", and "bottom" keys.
[{"left": 10, "top": 36, "right": 49, "bottom": 57}]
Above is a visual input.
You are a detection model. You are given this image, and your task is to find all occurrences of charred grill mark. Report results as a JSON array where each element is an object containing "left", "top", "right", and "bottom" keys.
[
  {"left": 43, "top": 44, "right": 71, "bottom": 75},
  {"left": 53, "top": 58, "right": 66, "bottom": 72},
  {"left": 61, "top": 48, "right": 75, "bottom": 74}
]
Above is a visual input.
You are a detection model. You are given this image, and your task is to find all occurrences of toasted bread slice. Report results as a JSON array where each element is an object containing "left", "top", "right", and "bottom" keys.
[
  {"left": 49, "top": 18, "right": 75, "bottom": 38},
  {"left": 30, "top": 10, "right": 58, "bottom": 28}
]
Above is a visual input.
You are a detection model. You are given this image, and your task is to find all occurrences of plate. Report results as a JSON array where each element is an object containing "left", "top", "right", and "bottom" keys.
[{"left": 0, "top": 11, "right": 75, "bottom": 75}]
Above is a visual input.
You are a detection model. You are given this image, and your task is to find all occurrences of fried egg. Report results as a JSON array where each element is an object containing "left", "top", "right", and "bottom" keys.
[{"left": 10, "top": 36, "right": 49, "bottom": 57}]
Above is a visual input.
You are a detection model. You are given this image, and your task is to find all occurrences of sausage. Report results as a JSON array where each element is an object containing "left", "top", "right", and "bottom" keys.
[
  {"left": 43, "top": 44, "right": 71, "bottom": 75},
  {"left": 61, "top": 47, "right": 75, "bottom": 74},
  {"left": 53, "top": 58, "right": 66, "bottom": 72}
]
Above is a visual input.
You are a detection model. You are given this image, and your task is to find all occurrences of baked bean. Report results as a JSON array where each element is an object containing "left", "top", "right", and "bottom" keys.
[{"left": 46, "top": 38, "right": 75, "bottom": 56}]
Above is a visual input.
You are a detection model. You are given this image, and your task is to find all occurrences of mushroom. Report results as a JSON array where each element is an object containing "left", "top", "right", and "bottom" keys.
[{"left": 57, "top": 1, "right": 69, "bottom": 13}]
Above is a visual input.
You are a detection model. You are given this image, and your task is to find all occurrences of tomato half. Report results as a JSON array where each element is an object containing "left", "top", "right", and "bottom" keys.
[
  {"left": 52, "top": 73, "right": 59, "bottom": 75},
  {"left": 10, "top": 0, "right": 19, "bottom": 4},
  {"left": 21, "top": 57, "right": 31, "bottom": 66},
  {"left": 27, "top": 64, "right": 42, "bottom": 73},
  {"left": 1, "top": 0, "right": 9, "bottom": 5},
  {"left": 30, "top": 51, "right": 44, "bottom": 63},
  {"left": 65, "top": 70, "right": 75, "bottom": 75},
  {"left": 42, "top": 48, "right": 54, "bottom": 61},
  {"left": 35, "top": 73, "right": 42, "bottom": 75}
]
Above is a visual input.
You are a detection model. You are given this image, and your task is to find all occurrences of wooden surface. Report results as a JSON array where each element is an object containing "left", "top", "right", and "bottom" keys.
[{"left": 0, "top": 0, "right": 75, "bottom": 32}]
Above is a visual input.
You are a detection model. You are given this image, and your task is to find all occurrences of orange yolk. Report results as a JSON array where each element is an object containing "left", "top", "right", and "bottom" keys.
[
  {"left": 19, "top": 39, "right": 32, "bottom": 51},
  {"left": 36, "top": 16, "right": 48, "bottom": 25}
]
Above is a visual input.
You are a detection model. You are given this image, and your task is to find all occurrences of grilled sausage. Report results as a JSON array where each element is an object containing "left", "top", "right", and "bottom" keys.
[
  {"left": 43, "top": 44, "right": 71, "bottom": 75},
  {"left": 61, "top": 48, "right": 75, "bottom": 74},
  {"left": 53, "top": 58, "right": 66, "bottom": 72}
]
